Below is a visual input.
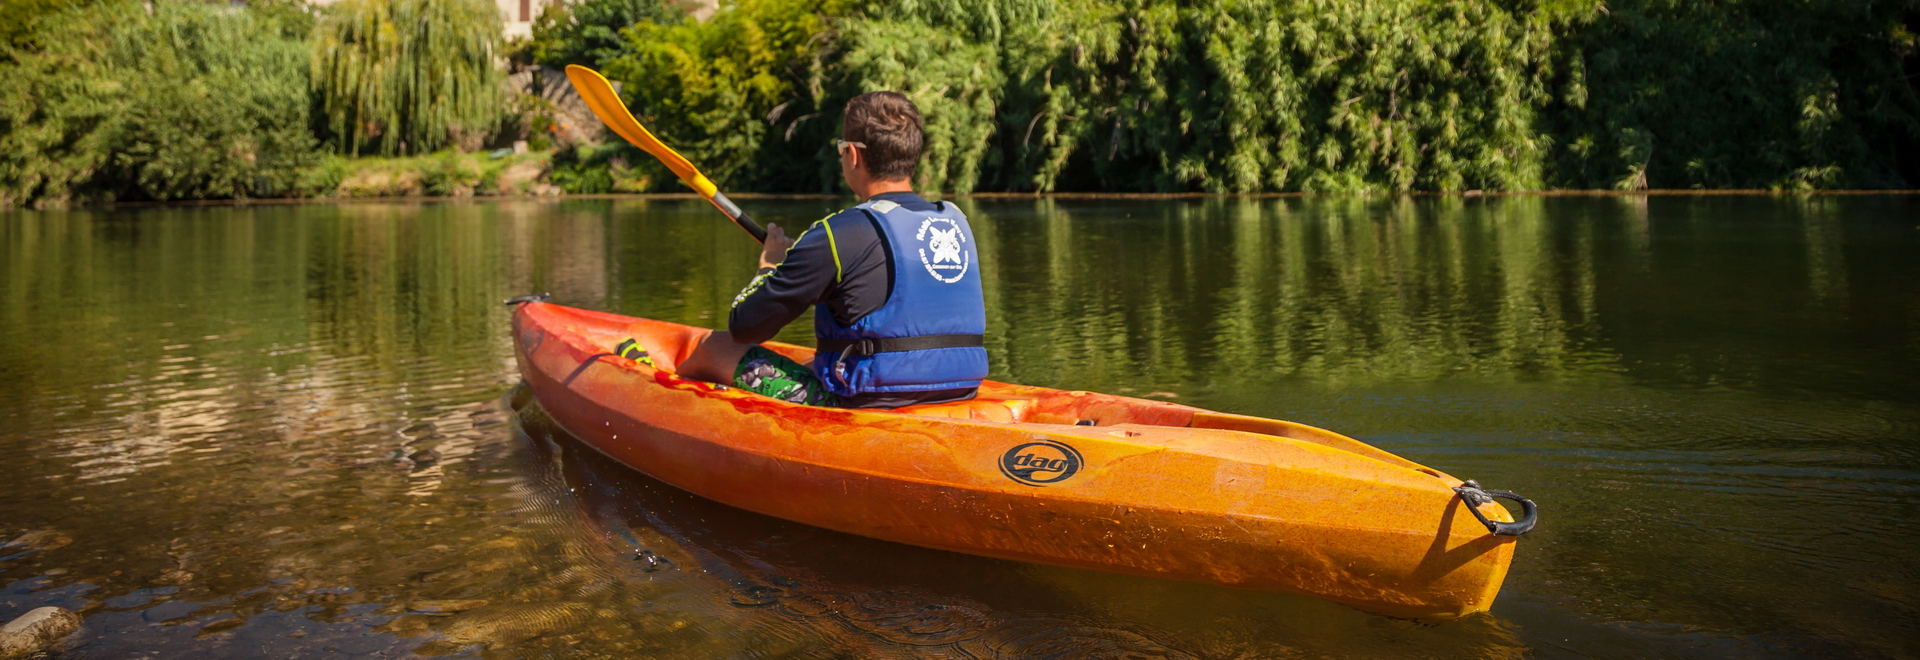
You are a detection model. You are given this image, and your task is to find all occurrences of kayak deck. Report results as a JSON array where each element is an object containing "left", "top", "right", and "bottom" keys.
[{"left": 511, "top": 301, "right": 1520, "bottom": 620}]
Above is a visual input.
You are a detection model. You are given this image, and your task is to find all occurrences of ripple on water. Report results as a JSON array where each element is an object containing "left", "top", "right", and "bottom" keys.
[
  {"left": 435, "top": 601, "right": 595, "bottom": 649},
  {"left": 505, "top": 395, "right": 1211, "bottom": 658}
]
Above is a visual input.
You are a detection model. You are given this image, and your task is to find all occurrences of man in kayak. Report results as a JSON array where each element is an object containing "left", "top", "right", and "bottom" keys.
[{"left": 676, "top": 92, "right": 988, "bottom": 408}]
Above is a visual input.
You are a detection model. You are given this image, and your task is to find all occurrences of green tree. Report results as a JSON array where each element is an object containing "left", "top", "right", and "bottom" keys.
[
  {"left": 600, "top": 0, "right": 855, "bottom": 191},
  {"left": 526, "top": 0, "right": 688, "bottom": 70},
  {"left": 839, "top": 19, "right": 1004, "bottom": 194},
  {"left": 0, "top": 0, "right": 320, "bottom": 207},
  {"left": 0, "top": 0, "right": 100, "bottom": 56},
  {"left": 864, "top": 0, "right": 1559, "bottom": 193},
  {"left": 311, "top": 0, "right": 506, "bottom": 156},
  {"left": 1544, "top": 0, "right": 1920, "bottom": 189}
]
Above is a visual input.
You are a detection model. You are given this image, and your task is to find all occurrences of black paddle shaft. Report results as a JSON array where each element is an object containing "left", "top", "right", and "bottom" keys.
[{"left": 708, "top": 192, "right": 768, "bottom": 244}]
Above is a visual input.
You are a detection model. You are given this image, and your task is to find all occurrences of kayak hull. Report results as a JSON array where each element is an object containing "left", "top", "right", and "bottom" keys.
[{"left": 511, "top": 301, "right": 1517, "bottom": 620}]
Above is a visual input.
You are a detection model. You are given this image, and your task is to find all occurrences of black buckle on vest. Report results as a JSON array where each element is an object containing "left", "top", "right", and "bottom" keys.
[
  {"left": 818, "top": 334, "right": 984, "bottom": 389},
  {"left": 816, "top": 337, "right": 881, "bottom": 357}
]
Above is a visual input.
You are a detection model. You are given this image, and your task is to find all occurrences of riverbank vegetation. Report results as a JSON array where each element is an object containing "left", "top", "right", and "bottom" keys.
[
  {"left": 557, "top": 0, "right": 1920, "bottom": 194},
  {"left": 0, "top": 0, "right": 1914, "bottom": 208},
  {"left": 0, "top": 0, "right": 320, "bottom": 207},
  {"left": 314, "top": 150, "right": 560, "bottom": 197}
]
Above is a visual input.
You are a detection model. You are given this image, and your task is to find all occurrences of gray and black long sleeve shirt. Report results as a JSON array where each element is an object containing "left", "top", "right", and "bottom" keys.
[{"left": 727, "top": 191, "right": 977, "bottom": 408}]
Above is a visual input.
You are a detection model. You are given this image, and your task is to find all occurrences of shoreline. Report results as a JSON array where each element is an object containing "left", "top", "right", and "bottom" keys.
[{"left": 15, "top": 187, "right": 1920, "bottom": 211}]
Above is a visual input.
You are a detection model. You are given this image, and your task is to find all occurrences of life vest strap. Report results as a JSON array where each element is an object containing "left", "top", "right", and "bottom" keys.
[{"left": 817, "top": 334, "right": 984, "bottom": 357}]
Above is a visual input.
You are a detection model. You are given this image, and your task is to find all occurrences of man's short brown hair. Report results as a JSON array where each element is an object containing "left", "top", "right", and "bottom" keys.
[{"left": 842, "top": 92, "right": 923, "bottom": 181}]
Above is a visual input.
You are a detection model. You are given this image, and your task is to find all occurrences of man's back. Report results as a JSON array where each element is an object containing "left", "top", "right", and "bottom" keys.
[
  {"left": 727, "top": 191, "right": 985, "bottom": 408},
  {"left": 672, "top": 91, "right": 986, "bottom": 408}
]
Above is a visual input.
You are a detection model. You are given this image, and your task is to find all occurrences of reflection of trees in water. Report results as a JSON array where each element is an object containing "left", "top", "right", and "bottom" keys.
[
  {"left": 597, "top": 197, "right": 812, "bottom": 338},
  {"left": 4, "top": 207, "right": 301, "bottom": 481},
  {"left": 516, "top": 395, "right": 1207, "bottom": 659},
  {"left": 0, "top": 201, "right": 776, "bottom": 656},
  {"left": 974, "top": 197, "right": 1635, "bottom": 393},
  {"left": 969, "top": 194, "right": 1918, "bottom": 400},
  {"left": 1592, "top": 196, "right": 1913, "bottom": 396},
  {"left": 535, "top": 203, "right": 610, "bottom": 307},
  {"left": 0, "top": 202, "right": 565, "bottom": 484},
  {"left": 3, "top": 196, "right": 1907, "bottom": 481},
  {"left": 1796, "top": 197, "right": 1847, "bottom": 305}
]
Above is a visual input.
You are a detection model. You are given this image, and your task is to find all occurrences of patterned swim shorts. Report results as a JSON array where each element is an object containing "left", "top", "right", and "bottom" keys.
[{"left": 734, "top": 346, "right": 836, "bottom": 407}]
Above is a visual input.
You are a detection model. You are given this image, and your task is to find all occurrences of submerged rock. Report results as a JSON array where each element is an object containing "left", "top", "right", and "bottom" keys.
[
  {"left": 0, "top": 607, "right": 81, "bottom": 659},
  {"left": 412, "top": 599, "right": 488, "bottom": 615},
  {"left": 372, "top": 614, "right": 433, "bottom": 633},
  {"left": 5, "top": 531, "right": 72, "bottom": 553},
  {"left": 407, "top": 448, "right": 441, "bottom": 467},
  {"left": 155, "top": 569, "right": 195, "bottom": 586},
  {"left": 441, "top": 602, "right": 591, "bottom": 648}
]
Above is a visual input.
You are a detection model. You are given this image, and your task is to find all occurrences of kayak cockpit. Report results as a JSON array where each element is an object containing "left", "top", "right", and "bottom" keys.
[
  {"left": 893, "top": 390, "right": 1037, "bottom": 422},
  {"left": 545, "top": 304, "right": 1415, "bottom": 466},
  {"left": 551, "top": 307, "right": 1201, "bottom": 428}
]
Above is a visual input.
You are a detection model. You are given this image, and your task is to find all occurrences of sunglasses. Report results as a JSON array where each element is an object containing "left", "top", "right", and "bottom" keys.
[{"left": 834, "top": 138, "right": 866, "bottom": 156}]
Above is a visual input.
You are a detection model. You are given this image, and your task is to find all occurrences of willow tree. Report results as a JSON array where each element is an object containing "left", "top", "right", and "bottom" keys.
[{"left": 311, "top": 0, "right": 504, "bottom": 156}]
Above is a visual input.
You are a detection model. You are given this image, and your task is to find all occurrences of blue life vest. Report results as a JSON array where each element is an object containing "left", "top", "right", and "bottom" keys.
[{"left": 813, "top": 199, "right": 988, "bottom": 397}]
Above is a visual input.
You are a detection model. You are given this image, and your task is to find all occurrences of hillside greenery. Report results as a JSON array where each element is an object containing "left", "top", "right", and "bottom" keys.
[
  {"left": 0, "top": 0, "right": 1914, "bottom": 208},
  {"left": 1544, "top": 0, "right": 1920, "bottom": 190},
  {"left": 0, "top": 0, "right": 321, "bottom": 207},
  {"left": 551, "top": 0, "right": 1918, "bottom": 194}
]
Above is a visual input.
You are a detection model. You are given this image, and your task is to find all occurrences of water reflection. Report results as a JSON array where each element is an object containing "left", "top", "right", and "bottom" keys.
[
  {"left": 514, "top": 391, "right": 1531, "bottom": 659},
  {"left": 971, "top": 197, "right": 1636, "bottom": 394},
  {"left": 0, "top": 195, "right": 1915, "bottom": 657},
  {"left": 511, "top": 395, "right": 1211, "bottom": 658}
]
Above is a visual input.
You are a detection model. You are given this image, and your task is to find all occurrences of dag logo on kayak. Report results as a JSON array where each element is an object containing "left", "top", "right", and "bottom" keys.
[{"left": 999, "top": 439, "right": 1084, "bottom": 486}]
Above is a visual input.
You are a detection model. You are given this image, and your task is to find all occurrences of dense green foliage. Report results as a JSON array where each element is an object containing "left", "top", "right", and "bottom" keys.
[
  {"left": 311, "top": 0, "right": 506, "bottom": 155},
  {"left": 1, "top": 0, "right": 1913, "bottom": 206},
  {"left": 522, "top": 0, "right": 688, "bottom": 69},
  {"left": 585, "top": 0, "right": 856, "bottom": 191},
  {"left": 558, "top": 0, "right": 1918, "bottom": 194},
  {"left": 1545, "top": 0, "right": 1920, "bottom": 190},
  {"left": 0, "top": 0, "right": 90, "bottom": 55},
  {"left": 874, "top": 0, "right": 1566, "bottom": 192},
  {"left": 0, "top": 1, "right": 321, "bottom": 207}
]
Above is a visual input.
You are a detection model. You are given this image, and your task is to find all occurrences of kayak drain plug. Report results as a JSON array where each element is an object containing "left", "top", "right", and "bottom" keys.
[{"left": 1453, "top": 480, "right": 1538, "bottom": 536}]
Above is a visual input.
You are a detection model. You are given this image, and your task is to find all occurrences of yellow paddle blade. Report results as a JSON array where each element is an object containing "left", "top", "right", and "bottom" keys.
[{"left": 563, "top": 65, "right": 718, "bottom": 199}]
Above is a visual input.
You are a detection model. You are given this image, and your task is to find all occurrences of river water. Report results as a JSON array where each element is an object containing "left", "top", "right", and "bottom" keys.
[{"left": 1, "top": 196, "right": 1914, "bottom": 658}]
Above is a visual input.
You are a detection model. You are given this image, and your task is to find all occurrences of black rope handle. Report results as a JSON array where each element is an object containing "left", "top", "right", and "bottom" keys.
[
  {"left": 504, "top": 292, "right": 551, "bottom": 306},
  {"left": 1453, "top": 480, "right": 1538, "bottom": 536}
]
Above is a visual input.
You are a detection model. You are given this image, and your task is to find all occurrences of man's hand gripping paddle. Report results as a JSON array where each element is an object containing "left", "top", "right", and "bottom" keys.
[{"left": 564, "top": 64, "right": 767, "bottom": 244}]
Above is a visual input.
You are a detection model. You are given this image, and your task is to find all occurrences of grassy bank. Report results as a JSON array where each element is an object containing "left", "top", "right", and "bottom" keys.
[{"left": 307, "top": 151, "right": 559, "bottom": 198}]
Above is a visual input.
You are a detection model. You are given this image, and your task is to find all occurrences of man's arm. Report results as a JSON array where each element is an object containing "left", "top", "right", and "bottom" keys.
[{"left": 728, "top": 218, "right": 842, "bottom": 345}]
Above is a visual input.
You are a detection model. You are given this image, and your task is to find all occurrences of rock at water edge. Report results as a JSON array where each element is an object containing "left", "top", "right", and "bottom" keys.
[{"left": 0, "top": 607, "right": 82, "bottom": 660}]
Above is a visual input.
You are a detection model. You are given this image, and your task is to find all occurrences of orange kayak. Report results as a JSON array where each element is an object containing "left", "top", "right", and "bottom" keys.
[{"left": 509, "top": 298, "right": 1535, "bottom": 620}]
